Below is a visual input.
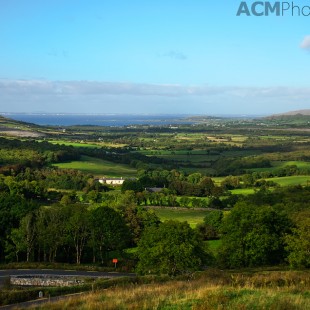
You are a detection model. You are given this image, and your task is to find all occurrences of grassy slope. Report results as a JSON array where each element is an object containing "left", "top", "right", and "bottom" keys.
[
  {"left": 52, "top": 155, "right": 136, "bottom": 177},
  {"left": 31, "top": 270, "right": 310, "bottom": 310},
  {"left": 267, "top": 175, "right": 310, "bottom": 186}
]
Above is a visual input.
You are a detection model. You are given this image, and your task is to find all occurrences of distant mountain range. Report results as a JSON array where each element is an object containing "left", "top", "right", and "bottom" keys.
[{"left": 267, "top": 109, "right": 310, "bottom": 118}]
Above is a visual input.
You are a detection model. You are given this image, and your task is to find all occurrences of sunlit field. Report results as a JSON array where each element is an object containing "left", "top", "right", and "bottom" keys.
[
  {"left": 150, "top": 207, "right": 210, "bottom": 228},
  {"left": 266, "top": 175, "right": 310, "bottom": 186},
  {"left": 52, "top": 155, "right": 137, "bottom": 177}
]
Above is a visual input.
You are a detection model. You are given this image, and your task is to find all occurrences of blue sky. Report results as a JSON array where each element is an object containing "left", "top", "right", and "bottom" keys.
[{"left": 0, "top": 0, "right": 309, "bottom": 115}]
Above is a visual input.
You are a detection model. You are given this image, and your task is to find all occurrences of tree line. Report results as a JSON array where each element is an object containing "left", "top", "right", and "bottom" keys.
[{"left": 0, "top": 186, "right": 309, "bottom": 273}]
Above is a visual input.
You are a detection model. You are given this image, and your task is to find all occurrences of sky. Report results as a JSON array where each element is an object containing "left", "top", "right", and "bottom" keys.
[{"left": 0, "top": 0, "right": 309, "bottom": 115}]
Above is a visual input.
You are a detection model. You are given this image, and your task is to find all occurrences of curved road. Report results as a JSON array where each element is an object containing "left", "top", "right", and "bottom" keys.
[{"left": 0, "top": 268, "right": 136, "bottom": 286}]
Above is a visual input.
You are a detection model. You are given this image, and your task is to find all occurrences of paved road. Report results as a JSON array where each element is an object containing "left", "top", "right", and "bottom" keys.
[
  {"left": 0, "top": 269, "right": 136, "bottom": 309},
  {"left": 0, "top": 292, "right": 90, "bottom": 310},
  {"left": 0, "top": 268, "right": 136, "bottom": 286}
]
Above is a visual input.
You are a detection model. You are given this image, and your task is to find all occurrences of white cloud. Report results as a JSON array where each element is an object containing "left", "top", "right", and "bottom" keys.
[
  {"left": 1, "top": 80, "right": 310, "bottom": 99},
  {"left": 300, "top": 35, "right": 310, "bottom": 50},
  {"left": 0, "top": 79, "right": 309, "bottom": 114}
]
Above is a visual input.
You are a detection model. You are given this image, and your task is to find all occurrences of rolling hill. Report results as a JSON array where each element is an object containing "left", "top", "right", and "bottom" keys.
[{"left": 266, "top": 109, "right": 310, "bottom": 118}]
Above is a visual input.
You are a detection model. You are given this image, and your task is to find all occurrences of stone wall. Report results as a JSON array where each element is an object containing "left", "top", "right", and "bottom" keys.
[{"left": 10, "top": 275, "right": 85, "bottom": 287}]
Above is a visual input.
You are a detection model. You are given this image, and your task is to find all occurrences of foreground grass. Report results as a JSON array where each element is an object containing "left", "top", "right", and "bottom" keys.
[
  {"left": 30, "top": 270, "right": 310, "bottom": 310},
  {"left": 52, "top": 155, "right": 137, "bottom": 177}
]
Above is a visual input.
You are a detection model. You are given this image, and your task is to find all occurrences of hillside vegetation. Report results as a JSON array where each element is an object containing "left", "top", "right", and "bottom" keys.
[
  {"left": 29, "top": 269, "right": 310, "bottom": 310},
  {"left": 0, "top": 113, "right": 309, "bottom": 307}
]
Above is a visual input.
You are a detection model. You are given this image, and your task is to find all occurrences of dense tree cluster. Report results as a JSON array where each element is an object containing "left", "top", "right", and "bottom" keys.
[
  {"left": 3, "top": 203, "right": 159, "bottom": 265},
  {"left": 0, "top": 138, "right": 79, "bottom": 174},
  {"left": 218, "top": 203, "right": 292, "bottom": 268},
  {"left": 136, "top": 221, "right": 209, "bottom": 275},
  {"left": 285, "top": 211, "right": 310, "bottom": 268}
]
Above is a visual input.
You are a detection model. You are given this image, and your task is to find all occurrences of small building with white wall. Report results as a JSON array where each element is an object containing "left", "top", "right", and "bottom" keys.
[{"left": 99, "top": 177, "right": 125, "bottom": 185}]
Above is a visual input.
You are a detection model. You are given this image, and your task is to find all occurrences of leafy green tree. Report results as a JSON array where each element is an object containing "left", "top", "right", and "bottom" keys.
[
  {"left": 197, "top": 210, "right": 223, "bottom": 240},
  {"left": 136, "top": 191, "right": 147, "bottom": 205},
  {"left": 208, "top": 197, "right": 223, "bottom": 209},
  {"left": 166, "top": 194, "right": 178, "bottom": 207},
  {"left": 90, "top": 207, "right": 130, "bottom": 263},
  {"left": 221, "top": 176, "right": 240, "bottom": 190},
  {"left": 137, "top": 207, "right": 161, "bottom": 228},
  {"left": 191, "top": 198, "right": 204, "bottom": 208},
  {"left": 204, "top": 210, "right": 223, "bottom": 230},
  {"left": 285, "top": 212, "right": 310, "bottom": 268},
  {"left": 0, "top": 193, "right": 38, "bottom": 261},
  {"left": 218, "top": 203, "right": 292, "bottom": 268},
  {"left": 179, "top": 196, "right": 191, "bottom": 208},
  {"left": 86, "top": 190, "right": 102, "bottom": 203},
  {"left": 187, "top": 173, "right": 202, "bottom": 184},
  {"left": 60, "top": 191, "right": 77, "bottom": 205},
  {"left": 36, "top": 206, "right": 69, "bottom": 262},
  {"left": 121, "top": 180, "right": 143, "bottom": 193},
  {"left": 6, "top": 227, "right": 26, "bottom": 262},
  {"left": 136, "top": 221, "right": 210, "bottom": 275},
  {"left": 66, "top": 205, "right": 90, "bottom": 265},
  {"left": 199, "top": 177, "right": 215, "bottom": 196},
  {"left": 242, "top": 174, "right": 254, "bottom": 187},
  {"left": 10, "top": 213, "right": 37, "bottom": 262},
  {"left": 117, "top": 190, "right": 137, "bottom": 208},
  {"left": 122, "top": 206, "right": 160, "bottom": 244}
]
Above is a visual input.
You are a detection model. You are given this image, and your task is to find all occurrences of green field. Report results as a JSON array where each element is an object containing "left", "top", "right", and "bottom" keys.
[
  {"left": 49, "top": 139, "right": 127, "bottom": 148},
  {"left": 229, "top": 176, "right": 310, "bottom": 194},
  {"left": 48, "top": 140, "right": 102, "bottom": 148},
  {"left": 248, "top": 160, "right": 310, "bottom": 173},
  {"left": 230, "top": 188, "right": 255, "bottom": 195},
  {"left": 281, "top": 161, "right": 310, "bottom": 169},
  {"left": 53, "top": 155, "right": 137, "bottom": 177},
  {"left": 150, "top": 207, "right": 209, "bottom": 228},
  {"left": 266, "top": 175, "right": 310, "bottom": 186}
]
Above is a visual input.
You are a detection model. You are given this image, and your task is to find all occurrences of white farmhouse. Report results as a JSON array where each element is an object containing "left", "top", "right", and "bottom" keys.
[{"left": 98, "top": 177, "right": 125, "bottom": 185}]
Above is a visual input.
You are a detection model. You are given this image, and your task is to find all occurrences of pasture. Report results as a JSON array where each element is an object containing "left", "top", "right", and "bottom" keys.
[
  {"left": 48, "top": 139, "right": 127, "bottom": 148},
  {"left": 48, "top": 140, "right": 101, "bottom": 148},
  {"left": 247, "top": 160, "right": 310, "bottom": 173},
  {"left": 266, "top": 175, "right": 310, "bottom": 186},
  {"left": 52, "top": 155, "right": 137, "bottom": 177},
  {"left": 230, "top": 188, "right": 255, "bottom": 195},
  {"left": 149, "top": 207, "right": 209, "bottom": 228}
]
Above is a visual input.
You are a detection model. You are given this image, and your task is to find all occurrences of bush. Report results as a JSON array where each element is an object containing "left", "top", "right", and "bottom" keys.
[{"left": 0, "top": 288, "right": 41, "bottom": 306}]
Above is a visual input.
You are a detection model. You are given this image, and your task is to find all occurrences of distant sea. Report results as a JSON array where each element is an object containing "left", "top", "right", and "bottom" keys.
[{"left": 1, "top": 113, "right": 194, "bottom": 126}]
